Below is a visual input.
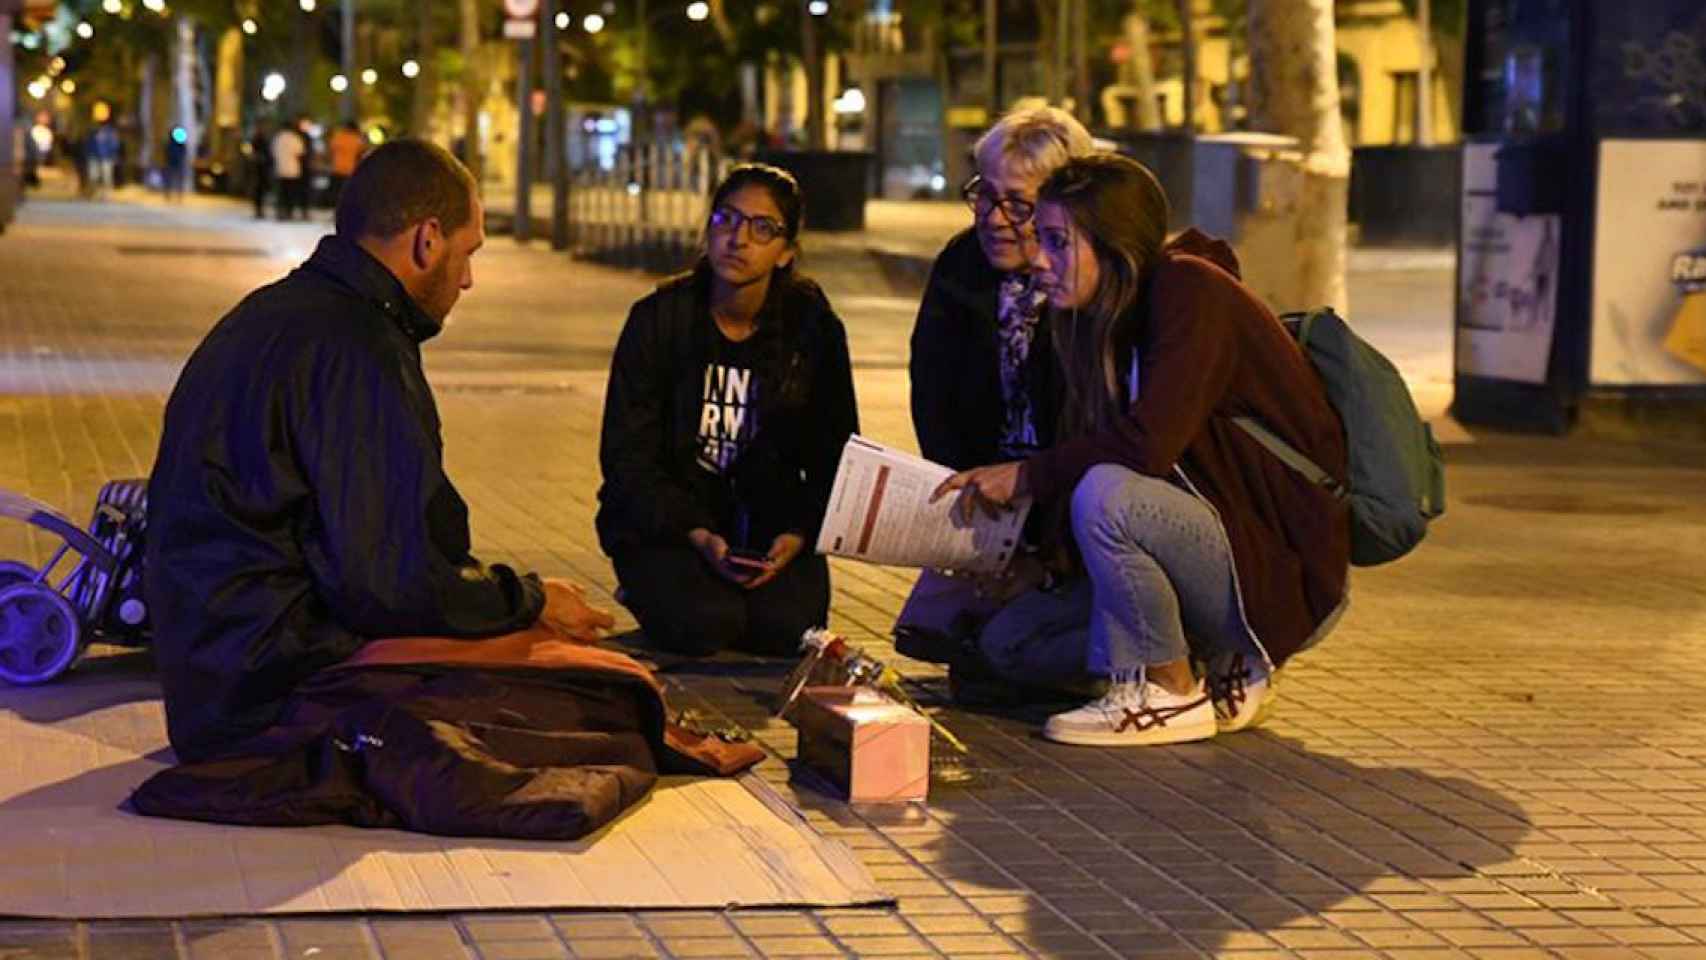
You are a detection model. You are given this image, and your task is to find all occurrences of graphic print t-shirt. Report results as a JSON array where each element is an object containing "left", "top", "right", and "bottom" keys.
[{"left": 696, "top": 334, "right": 761, "bottom": 476}]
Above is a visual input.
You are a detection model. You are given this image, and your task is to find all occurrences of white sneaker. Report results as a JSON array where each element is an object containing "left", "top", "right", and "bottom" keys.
[
  {"left": 1043, "top": 673, "right": 1216, "bottom": 747},
  {"left": 1206, "top": 652, "right": 1275, "bottom": 734}
]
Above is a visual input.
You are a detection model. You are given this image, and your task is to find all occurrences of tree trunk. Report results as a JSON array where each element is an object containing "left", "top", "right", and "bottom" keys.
[
  {"left": 340, "top": 0, "right": 356, "bottom": 122},
  {"left": 1175, "top": 0, "right": 1198, "bottom": 132},
  {"left": 172, "top": 17, "right": 198, "bottom": 189},
  {"left": 139, "top": 54, "right": 157, "bottom": 171},
  {"left": 213, "top": 27, "right": 242, "bottom": 160},
  {"left": 1124, "top": 12, "right": 1162, "bottom": 130},
  {"left": 0, "top": 6, "right": 16, "bottom": 224},
  {"left": 1246, "top": 0, "right": 1350, "bottom": 312},
  {"left": 802, "top": 0, "right": 826, "bottom": 149},
  {"left": 459, "top": 0, "right": 482, "bottom": 183},
  {"left": 413, "top": 1, "right": 436, "bottom": 138},
  {"left": 1073, "top": 0, "right": 1089, "bottom": 123},
  {"left": 1034, "top": 0, "right": 1059, "bottom": 105}
]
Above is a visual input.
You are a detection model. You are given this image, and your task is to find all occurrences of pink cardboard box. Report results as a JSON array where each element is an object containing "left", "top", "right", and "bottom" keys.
[{"left": 792, "top": 686, "right": 930, "bottom": 803}]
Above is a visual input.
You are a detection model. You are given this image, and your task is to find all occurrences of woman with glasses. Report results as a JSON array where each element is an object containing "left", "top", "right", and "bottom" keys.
[
  {"left": 932, "top": 154, "right": 1351, "bottom": 746},
  {"left": 893, "top": 106, "right": 1095, "bottom": 701},
  {"left": 595, "top": 163, "right": 859, "bottom": 657}
]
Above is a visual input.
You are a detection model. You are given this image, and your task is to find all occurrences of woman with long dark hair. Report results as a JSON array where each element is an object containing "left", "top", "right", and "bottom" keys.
[
  {"left": 933, "top": 154, "right": 1351, "bottom": 746},
  {"left": 596, "top": 163, "right": 859, "bottom": 656}
]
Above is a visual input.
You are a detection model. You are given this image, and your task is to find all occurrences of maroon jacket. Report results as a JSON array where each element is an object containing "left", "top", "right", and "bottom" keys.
[{"left": 1022, "top": 230, "right": 1351, "bottom": 666}]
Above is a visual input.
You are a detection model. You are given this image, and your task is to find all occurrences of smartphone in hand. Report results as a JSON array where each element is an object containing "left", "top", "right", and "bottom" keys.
[{"left": 723, "top": 547, "right": 771, "bottom": 579}]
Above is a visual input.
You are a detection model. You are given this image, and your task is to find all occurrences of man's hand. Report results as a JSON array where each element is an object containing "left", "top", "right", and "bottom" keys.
[
  {"left": 931, "top": 461, "right": 1026, "bottom": 525},
  {"left": 539, "top": 578, "right": 616, "bottom": 644},
  {"left": 741, "top": 533, "right": 806, "bottom": 590},
  {"left": 688, "top": 527, "right": 753, "bottom": 585}
]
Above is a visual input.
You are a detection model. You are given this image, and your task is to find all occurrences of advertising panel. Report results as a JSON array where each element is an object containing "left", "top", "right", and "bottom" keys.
[
  {"left": 1589, "top": 139, "right": 1706, "bottom": 385},
  {"left": 1457, "top": 142, "right": 1562, "bottom": 384}
]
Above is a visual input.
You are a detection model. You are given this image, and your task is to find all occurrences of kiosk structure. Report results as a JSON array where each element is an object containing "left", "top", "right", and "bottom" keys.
[{"left": 1454, "top": 0, "right": 1706, "bottom": 432}]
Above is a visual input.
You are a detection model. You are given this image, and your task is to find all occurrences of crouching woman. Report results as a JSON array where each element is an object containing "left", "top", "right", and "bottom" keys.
[
  {"left": 596, "top": 163, "right": 859, "bottom": 657},
  {"left": 934, "top": 154, "right": 1350, "bottom": 746}
]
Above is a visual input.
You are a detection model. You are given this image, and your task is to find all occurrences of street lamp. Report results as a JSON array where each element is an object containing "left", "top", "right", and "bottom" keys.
[
  {"left": 141, "top": 0, "right": 165, "bottom": 11},
  {"left": 360, "top": 68, "right": 377, "bottom": 86},
  {"left": 241, "top": 18, "right": 258, "bottom": 35},
  {"left": 401, "top": 59, "right": 420, "bottom": 79},
  {"left": 329, "top": 74, "right": 348, "bottom": 92},
  {"left": 583, "top": 13, "right": 605, "bottom": 33},
  {"left": 555, "top": 11, "right": 570, "bottom": 29},
  {"left": 75, "top": 22, "right": 94, "bottom": 39},
  {"left": 686, "top": 1, "right": 708, "bottom": 20},
  {"left": 808, "top": 0, "right": 828, "bottom": 14},
  {"left": 101, "top": 0, "right": 120, "bottom": 12},
  {"left": 60, "top": 79, "right": 76, "bottom": 94},
  {"left": 262, "top": 72, "right": 287, "bottom": 102},
  {"left": 299, "top": 0, "right": 316, "bottom": 11}
]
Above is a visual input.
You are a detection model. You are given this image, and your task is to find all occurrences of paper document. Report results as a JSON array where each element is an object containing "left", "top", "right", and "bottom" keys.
[{"left": 814, "top": 436, "right": 1029, "bottom": 573}]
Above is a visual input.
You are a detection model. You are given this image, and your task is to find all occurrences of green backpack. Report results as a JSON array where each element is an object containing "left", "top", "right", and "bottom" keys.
[{"left": 1233, "top": 307, "right": 1445, "bottom": 566}]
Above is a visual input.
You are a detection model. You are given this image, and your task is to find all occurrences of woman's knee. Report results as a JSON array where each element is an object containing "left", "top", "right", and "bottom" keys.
[{"left": 1070, "top": 464, "right": 1144, "bottom": 544}]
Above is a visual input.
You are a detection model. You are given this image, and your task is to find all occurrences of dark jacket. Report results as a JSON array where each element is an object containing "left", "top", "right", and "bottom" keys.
[
  {"left": 909, "top": 229, "right": 1060, "bottom": 471},
  {"left": 129, "top": 631, "right": 764, "bottom": 839},
  {"left": 1021, "top": 230, "right": 1352, "bottom": 667},
  {"left": 146, "top": 235, "right": 544, "bottom": 763},
  {"left": 595, "top": 266, "right": 858, "bottom": 554}
]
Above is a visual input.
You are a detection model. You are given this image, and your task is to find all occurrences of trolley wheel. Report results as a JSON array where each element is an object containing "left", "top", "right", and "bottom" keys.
[
  {"left": 0, "top": 583, "right": 84, "bottom": 686},
  {"left": 0, "top": 561, "right": 38, "bottom": 591}
]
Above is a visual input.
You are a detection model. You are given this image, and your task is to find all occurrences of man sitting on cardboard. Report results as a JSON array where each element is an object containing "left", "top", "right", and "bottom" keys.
[{"left": 145, "top": 140, "right": 613, "bottom": 764}]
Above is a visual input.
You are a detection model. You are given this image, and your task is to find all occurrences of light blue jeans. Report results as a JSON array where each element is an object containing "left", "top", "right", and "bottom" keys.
[{"left": 978, "top": 464, "right": 1255, "bottom": 684}]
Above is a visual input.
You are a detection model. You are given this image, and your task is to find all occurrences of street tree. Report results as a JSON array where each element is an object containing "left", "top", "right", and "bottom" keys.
[
  {"left": 1246, "top": 0, "right": 1350, "bottom": 311},
  {"left": 459, "top": 0, "right": 482, "bottom": 181}
]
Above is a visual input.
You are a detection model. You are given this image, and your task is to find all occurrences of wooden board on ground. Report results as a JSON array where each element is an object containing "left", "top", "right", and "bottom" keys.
[{"left": 0, "top": 653, "right": 888, "bottom": 919}]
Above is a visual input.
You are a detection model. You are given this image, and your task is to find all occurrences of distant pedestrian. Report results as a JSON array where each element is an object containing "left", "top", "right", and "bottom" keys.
[
  {"left": 245, "top": 120, "right": 273, "bottom": 218},
  {"left": 162, "top": 128, "right": 189, "bottom": 203},
  {"left": 88, "top": 121, "right": 121, "bottom": 199},
  {"left": 270, "top": 118, "right": 309, "bottom": 220},
  {"left": 933, "top": 154, "right": 1352, "bottom": 746},
  {"left": 67, "top": 133, "right": 89, "bottom": 197},
  {"left": 596, "top": 163, "right": 859, "bottom": 658},
  {"left": 327, "top": 121, "right": 366, "bottom": 206}
]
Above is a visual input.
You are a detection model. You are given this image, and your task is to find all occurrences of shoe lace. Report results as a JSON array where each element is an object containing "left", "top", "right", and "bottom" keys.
[
  {"left": 1096, "top": 666, "right": 1150, "bottom": 716},
  {"left": 1207, "top": 654, "right": 1251, "bottom": 712}
]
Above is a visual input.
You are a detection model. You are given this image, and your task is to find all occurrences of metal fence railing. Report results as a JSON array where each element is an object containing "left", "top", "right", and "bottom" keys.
[{"left": 569, "top": 145, "right": 731, "bottom": 273}]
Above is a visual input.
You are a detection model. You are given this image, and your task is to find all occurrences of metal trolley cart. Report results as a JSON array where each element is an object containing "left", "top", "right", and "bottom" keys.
[{"left": 0, "top": 480, "right": 151, "bottom": 685}]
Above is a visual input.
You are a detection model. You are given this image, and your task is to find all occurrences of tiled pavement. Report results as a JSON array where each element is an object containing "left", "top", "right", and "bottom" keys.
[{"left": 2, "top": 188, "right": 1705, "bottom": 959}]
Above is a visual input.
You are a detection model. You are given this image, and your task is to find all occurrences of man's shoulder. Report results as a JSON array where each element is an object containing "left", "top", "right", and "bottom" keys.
[{"left": 217, "top": 272, "right": 387, "bottom": 356}]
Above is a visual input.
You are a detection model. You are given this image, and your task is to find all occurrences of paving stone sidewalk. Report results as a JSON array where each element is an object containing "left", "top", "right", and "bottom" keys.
[{"left": 1, "top": 191, "right": 1704, "bottom": 959}]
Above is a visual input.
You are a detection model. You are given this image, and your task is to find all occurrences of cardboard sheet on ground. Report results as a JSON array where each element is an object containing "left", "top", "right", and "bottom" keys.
[{"left": 0, "top": 657, "right": 889, "bottom": 919}]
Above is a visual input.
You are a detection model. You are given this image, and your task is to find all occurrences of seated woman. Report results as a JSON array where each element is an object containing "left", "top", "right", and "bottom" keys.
[
  {"left": 596, "top": 164, "right": 859, "bottom": 657},
  {"left": 934, "top": 154, "right": 1350, "bottom": 746}
]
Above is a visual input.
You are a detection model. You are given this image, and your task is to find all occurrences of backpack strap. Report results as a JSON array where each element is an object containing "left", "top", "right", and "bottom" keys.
[{"left": 1231, "top": 416, "right": 1348, "bottom": 501}]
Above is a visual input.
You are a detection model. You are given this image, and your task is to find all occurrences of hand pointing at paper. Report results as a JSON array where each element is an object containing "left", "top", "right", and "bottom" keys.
[{"left": 931, "top": 461, "right": 1027, "bottom": 525}]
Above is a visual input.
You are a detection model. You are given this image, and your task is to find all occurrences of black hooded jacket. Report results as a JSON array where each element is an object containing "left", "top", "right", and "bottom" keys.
[
  {"left": 146, "top": 235, "right": 544, "bottom": 763},
  {"left": 595, "top": 266, "right": 858, "bottom": 554},
  {"left": 909, "top": 229, "right": 1060, "bottom": 470}
]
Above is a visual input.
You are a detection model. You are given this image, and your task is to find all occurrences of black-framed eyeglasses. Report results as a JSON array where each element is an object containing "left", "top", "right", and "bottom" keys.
[
  {"left": 960, "top": 175, "right": 1036, "bottom": 226},
  {"left": 708, "top": 205, "right": 785, "bottom": 244}
]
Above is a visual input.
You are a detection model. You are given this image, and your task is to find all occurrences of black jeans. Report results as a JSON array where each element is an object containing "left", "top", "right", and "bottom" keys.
[
  {"left": 251, "top": 171, "right": 271, "bottom": 217},
  {"left": 612, "top": 544, "right": 830, "bottom": 657}
]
